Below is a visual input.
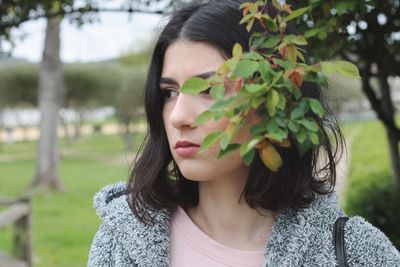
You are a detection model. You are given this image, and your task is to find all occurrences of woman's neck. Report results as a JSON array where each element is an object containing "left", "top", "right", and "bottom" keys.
[{"left": 185, "top": 177, "right": 276, "bottom": 250}]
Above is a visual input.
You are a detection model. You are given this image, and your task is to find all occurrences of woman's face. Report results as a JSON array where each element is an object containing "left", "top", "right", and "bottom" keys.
[{"left": 161, "top": 40, "right": 252, "bottom": 182}]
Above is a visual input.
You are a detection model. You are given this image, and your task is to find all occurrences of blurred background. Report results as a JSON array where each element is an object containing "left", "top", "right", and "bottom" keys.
[{"left": 0, "top": 0, "right": 399, "bottom": 266}]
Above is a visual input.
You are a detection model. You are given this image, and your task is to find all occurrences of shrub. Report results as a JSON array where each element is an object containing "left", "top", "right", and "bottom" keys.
[{"left": 344, "top": 171, "right": 400, "bottom": 249}]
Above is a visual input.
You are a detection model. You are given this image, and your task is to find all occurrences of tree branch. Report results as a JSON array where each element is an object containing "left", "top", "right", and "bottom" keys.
[
  {"left": 360, "top": 64, "right": 400, "bottom": 135},
  {"left": 1, "top": 6, "right": 167, "bottom": 35}
]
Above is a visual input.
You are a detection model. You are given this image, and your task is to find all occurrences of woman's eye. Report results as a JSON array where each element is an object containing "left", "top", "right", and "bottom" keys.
[{"left": 161, "top": 89, "right": 179, "bottom": 99}]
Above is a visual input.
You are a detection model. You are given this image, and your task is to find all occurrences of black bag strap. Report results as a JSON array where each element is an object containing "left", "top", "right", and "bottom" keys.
[{"left": 333, "top": 216, "right": 349, "bottom": 267}]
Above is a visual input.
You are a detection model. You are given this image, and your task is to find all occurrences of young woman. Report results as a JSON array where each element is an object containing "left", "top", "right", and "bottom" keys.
[{"left": 88, "top": 1, "right": 400, "bottom": 266}]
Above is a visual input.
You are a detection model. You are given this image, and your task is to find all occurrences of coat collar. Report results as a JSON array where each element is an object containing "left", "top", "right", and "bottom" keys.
[{"left": 94, "top": 182, "right": 343, "bottom": 266}]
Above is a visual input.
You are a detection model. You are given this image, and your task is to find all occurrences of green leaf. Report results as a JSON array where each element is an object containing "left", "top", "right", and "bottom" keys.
[
  {"left": 298, "top": 119, "right": 319, "bottom": 132},
  {"left": 193, "top": 110, "right": 216, "bottom": 126},
  {"left": 240, "top": 136, "right": 262, "bottom": 157},
  {"left": 210, "top": 98, "right": 232, "bottom": 111},
  {"left": 288, "top": 120, "right": 300, "bottom": 132},
  {"left": 266, "top": 89, "right": 279, "bottom": 115},
  {"left": 304, "top": 28, "right": 321, "bottom": 38},
  {"left": 309, "top": 132, "right": 320, "bottom": 145},
  {"left": 232, "top": 43, "right": 243, "bottom": 58},
  {"left": 286, "top": 6, "right": 310, "bottom": 21},
  {"left": 262, "top": 36, "right": 280, "bottom": 48},
  {"left": 243, "top": 51, "right": 264, "bottom": 60},
  {"left": 217, "top": 143, "right": 241, "bottom": 159},
  {"left": 276, "top": 59, "right": 296, "bottom": 69},
  {"left": 259, "top": 61, "right": 272, "bottom": 83},
  {"left": 262, "top": 15, "right": 279, "bottom": 32},
  {"left": 181, "top": 77, "right": 210, "bottom": 95},
  {"left": 296, "top": 126, "right": 307, "bottom": 143},
  {"left": 239, "top": 13, "right": 253, "bottom": 25},
  {"left": 335, "top": 61, "right": 360, "bottom": 79},
  {"left": 285, "top": 35, "right": 308, "bottom": 45},
  {"left": 290, "top": 107, "right": 305, "bottom": 120},
  {"left": 225, "top": 58, "right": 239, "bottom": 71},
  {"left": 271, "top": 71, "right": 283, "bottom": 85},
  {"left": 323, "top": 60, "right": 360, "bottom": 78},
  {"left": 251, "top": 96, "right": 264, "bottom": 108},
  {"left": 200, "top": 132, "right": 223, "bottom": 152},
  {"left": 250, "top": 123, "right": 267, "bottom": 135},
  {"left": 296, "top": 137, "right": 311, "bottom": 155},
  {"left": 309, "top": 98, "right": 325, "bottom": 118},
  {"left": 210, "top": 84, "right": 225, "bottom": 99},
  {"left": 220, "top": 134, "right": 230, "bottom": 150},
  {"left": 320, "top": 61, "right": 336, "bottom": 76},
  {"left": 251, "top": 36, "right": 267, "bottom": 49},
  {"left": 275, "top": 117, "right": 286, "bottom": 128},
  {"left": 242, "top": 149, "right": 255, "bottom": 166},
  {"left": 277, "top": 94, "right": 286, "bottom": 110},
  {"left": 233, "top": 59, "right": 259, "bottom": 78},
  {"left": 265, "top": 128, "right": 288, "bottom": 141},
  {"left": 245, "top": 84, "right": 264, "bottom": 93},
  {"left": 267, "top": 119, "right": 279, "bottom": 133}
]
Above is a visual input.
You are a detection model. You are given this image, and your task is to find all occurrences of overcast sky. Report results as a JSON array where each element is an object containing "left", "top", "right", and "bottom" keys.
[{"left": 7, "top": 11, "right": 165, "bottom": 63}]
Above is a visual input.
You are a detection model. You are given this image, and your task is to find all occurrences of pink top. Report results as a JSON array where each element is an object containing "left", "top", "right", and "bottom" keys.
[{"left": 170, "top": 206, "right": 266, "bottom": 267}]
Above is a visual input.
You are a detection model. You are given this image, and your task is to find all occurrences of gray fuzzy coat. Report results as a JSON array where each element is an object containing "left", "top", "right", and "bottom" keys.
[{"left": 88, "top": 182, "right": 400, "bottom": 266}]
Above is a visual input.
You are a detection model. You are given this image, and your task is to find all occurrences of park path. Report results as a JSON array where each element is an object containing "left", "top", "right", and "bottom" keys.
[
  {"left": 334, "top": 127, "right": 362, "bottom": 204},
  {"left": 335, "top": 138, "right": 351, "bottom": 202}
]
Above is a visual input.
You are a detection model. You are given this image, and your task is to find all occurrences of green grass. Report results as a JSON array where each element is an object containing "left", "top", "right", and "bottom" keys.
[
  {"left": 342, "top": 119, "right": 394, "bottom": 210},
  {"left": 0, "top": 131, "right": 144, "bottom": 267},
  {"left": 343, "top": 119, "right": 391, "bottom": 186},
  {"left": 0, "top": 118, "right": 396, "bottom": 266}
]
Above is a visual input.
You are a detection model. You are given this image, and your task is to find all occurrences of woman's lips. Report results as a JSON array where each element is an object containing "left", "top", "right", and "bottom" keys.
[{"left": 175, "top": 146, "right": 200, "bottom": 157}]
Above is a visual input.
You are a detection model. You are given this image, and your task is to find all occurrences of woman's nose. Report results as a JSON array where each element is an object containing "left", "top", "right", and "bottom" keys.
[{"left": 168, "top": 94, "right": 198, "bottom": 130}]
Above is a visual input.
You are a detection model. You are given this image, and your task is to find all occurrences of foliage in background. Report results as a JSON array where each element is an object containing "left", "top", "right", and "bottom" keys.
[
  {"left": 344, "top": 120, "right": 400, "bottom": 249},
  {"left": 292, "top": 0, "right": 400, "bottom": 189},
  {"left": 181, "top": 0, "right": 359, "bottom": 172},
  {"left": 0, "top": 63, "right": 38, "bottom": 107},
  {"left": 0, "top": 62, "right": 145, "bottom": 110}
]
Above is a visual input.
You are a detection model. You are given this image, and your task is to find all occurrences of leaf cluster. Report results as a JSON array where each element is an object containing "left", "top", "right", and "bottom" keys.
[{"left": 180, "top": 0, "right": 360, "bottom": 171}]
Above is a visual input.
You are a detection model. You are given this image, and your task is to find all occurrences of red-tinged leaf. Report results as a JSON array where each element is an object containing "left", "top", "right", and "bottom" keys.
[
  {"left": 290, "top": 71, "right": 304, "bottom": 88},
  {"left": 282, "top": 4, "right": 292, "bottom": 14}
]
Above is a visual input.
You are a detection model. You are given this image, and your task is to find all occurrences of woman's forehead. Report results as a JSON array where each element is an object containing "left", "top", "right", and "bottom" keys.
[{"left": 160, "top": 40, "right": 225, "bottom": 84}]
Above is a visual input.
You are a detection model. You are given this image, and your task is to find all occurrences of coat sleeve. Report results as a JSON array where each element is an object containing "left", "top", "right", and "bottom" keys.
[
  {"left": 88, "top": 222, "right": 116, "bottom": 267},
  {"left": 345, "top": 216, "right": 400, "bottom": 267}
]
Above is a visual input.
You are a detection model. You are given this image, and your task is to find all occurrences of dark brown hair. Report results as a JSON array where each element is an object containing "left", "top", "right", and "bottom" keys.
[{"left": 126, "top": 0, "right": 345, "bottom": 225}]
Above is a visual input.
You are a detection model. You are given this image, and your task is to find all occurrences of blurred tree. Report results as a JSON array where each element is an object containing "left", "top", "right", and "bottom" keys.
[
  {"left": 63, "top": 63, "right": 121, "bottom": 140},
  {"left": 0, "top": 0, "right": 181, "bottom": 192},
  {"left": 31, "top": 13, "right": 65, "bottom": 191},
  {"left": 115, "top": 66, "right": 147, "bottom": 151},
  {"left": 290, "top": 0, "right": 400, "bottom": 189}
]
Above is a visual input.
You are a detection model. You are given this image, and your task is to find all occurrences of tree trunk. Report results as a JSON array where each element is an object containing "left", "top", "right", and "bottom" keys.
[
  {"left": 31, "top": 16, "right": 65, "bottom": 191},
  {"left": 0, "top": 109, "right": 3, "bottom": 151},
  {"left": 124, "top": 121, "right": 133, "bottom": 152},
  {"left": 379, "top": 75, "right": 400, "bottom": 189},
  {"left": 73, "top": 110, "right": 83, "bottom": 140},
  {"left": 360, "top": 65, "right": 400, "bottom": 190},
  {"left": 386, "top": 127, "right": 400, "bottom": 190}
]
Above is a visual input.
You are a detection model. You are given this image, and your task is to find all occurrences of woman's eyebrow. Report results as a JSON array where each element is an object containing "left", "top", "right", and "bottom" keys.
[{"left": 160, "top": 71, "right": 216, "bottom": 85}]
